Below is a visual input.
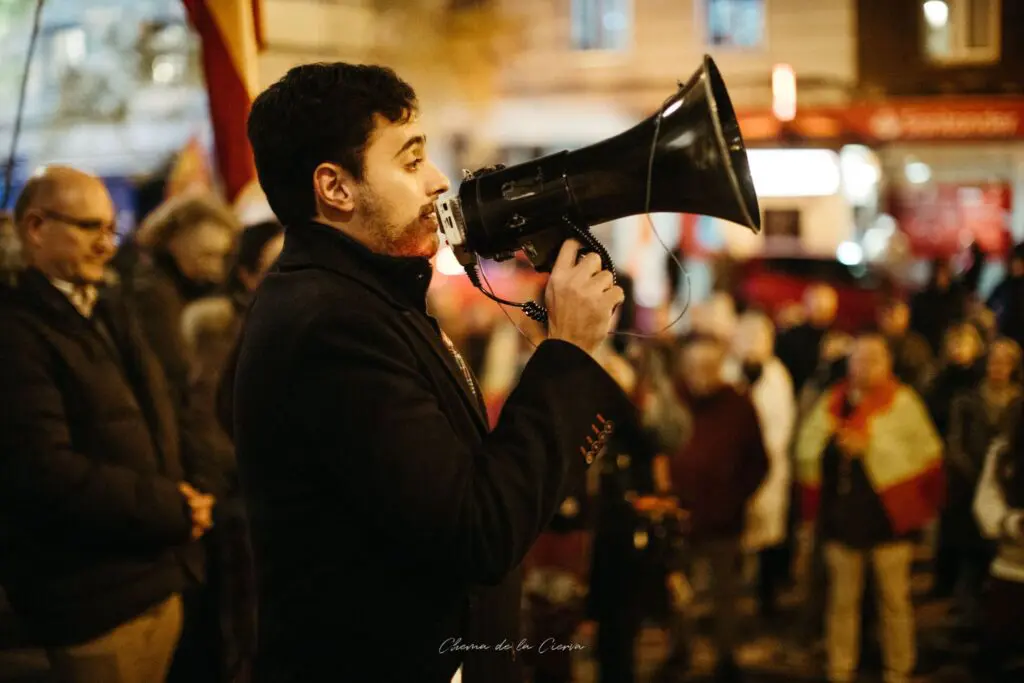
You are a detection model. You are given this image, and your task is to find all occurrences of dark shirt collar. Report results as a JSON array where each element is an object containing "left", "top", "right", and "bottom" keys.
[{"left": 276, "top": 220, "right": 434, "bottom": 311}]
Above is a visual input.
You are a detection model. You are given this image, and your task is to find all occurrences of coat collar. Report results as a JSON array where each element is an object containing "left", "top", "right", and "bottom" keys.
[
  {"left": 275, "top": 221, "right": 489, "bottom": 432},
  {"left": 276, "top": 221, "right": 433, "bottom": 312},
  {"left": 3, "top": 267, "right": 133, "bottom": 370},
  {"left": 4, "top": 267, "right": 96, "bottom": 325},
  {"left": 47, "top": 276, "right": 98, "bottom": 318}
]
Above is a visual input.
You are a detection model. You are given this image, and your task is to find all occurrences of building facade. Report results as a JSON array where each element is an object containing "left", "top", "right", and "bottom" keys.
[{"left": 855, "top": 0, "right": 1024, "bottom": 288}]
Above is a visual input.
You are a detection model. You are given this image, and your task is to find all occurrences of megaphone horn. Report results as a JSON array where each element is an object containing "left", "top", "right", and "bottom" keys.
[{"left": 435, "top": 55, "right": 759, "bottom": 321}]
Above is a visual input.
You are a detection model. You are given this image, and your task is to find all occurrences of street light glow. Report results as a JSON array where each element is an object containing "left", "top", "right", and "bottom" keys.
[{"left": 923, "top": 0, "right": 949, "bottom": 28}]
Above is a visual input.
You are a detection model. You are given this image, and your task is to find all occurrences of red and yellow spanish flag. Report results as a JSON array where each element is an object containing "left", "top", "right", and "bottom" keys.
[
  {"left": 181, "top": 0, "right": 264, "bottom": 211},
  {"left": 795, "top": 379, "right": 946, "bottom": 535}
]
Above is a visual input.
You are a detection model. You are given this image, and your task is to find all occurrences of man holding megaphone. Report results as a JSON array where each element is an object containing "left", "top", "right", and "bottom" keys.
[{"left": 225, "top": 62, "right": 637, "bottom": 683}]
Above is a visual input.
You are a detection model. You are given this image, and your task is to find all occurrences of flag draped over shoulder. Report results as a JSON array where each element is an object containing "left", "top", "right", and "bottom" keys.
[
  {"left": 181, "top": 0, "right": 264, "bottom": 209},
  {"left": 795, "top": 379, "right": 945, "bottom": 535}
]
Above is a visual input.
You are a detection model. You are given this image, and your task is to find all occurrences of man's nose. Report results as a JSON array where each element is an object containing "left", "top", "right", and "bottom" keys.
[
  {"left": 95, "top": 231, "right": 116, "bottom": 255},
  {"left": 428, "top": 161, "right": 450, "bottom": 197}
]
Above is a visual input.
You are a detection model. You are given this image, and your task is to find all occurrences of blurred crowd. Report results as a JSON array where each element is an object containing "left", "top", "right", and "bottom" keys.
[
  {"left": 448, "top": 249, "right": 1024, "bottom": 683},
  {"left": 3, "top": 164, "right": 1024, "bottom": 683}
]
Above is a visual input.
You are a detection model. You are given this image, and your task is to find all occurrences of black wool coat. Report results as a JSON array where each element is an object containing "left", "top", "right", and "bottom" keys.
[
  {"left": 228, "top": 222, "right": 635, "bottom": 683},
  {"left": 0, "top": 269, "right": 196, "bottom": 647}
]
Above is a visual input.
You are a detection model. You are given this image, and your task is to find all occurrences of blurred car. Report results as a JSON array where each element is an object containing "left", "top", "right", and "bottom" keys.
[{"left": 730, "top": 256, "right": 902, "bottom": 333}]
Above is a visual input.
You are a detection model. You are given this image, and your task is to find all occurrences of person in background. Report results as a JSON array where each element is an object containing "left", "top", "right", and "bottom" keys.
[
  {"left": 774, "top": 301, "right": 807, "bottom": 332},
  {"left": 184, "top": 220, "right": 285, "bottom": 432},
  {"left": 0, "top": 166, "right": 214, "bottom": 683},
  {"left": 973, "top": 411, "right": 1024, "bottom": 682},
  {"left": 227, "top": 220, "right": 285, "bottom": 303},
  {"left": 527, "top": 339, "right": 650, "bottom": 683},
  {"left": 688, "top": 291, "right": 738, "bottom": 346},
  {"left": 663, "top": 333, "right": 768, "bottom": 683},
  {"left": 797, "top": 334, "right": 944, "bottom": 683},
  {"left": 927, "top": 322, "right": 986, "bottom": 598},
  {"left": 131, "top": 194, "right": 241, "bottom": 683},
  {"left": 725, "top": 310, "right": 796, "bottom": 621},
  {"left": 987, "top": 243, "right": 1024, "bottom": 349},
  {"left": 776, "top": 284, "right": 838, "bottom": 396},
  {"left": 968, "top": 302, "right": 998, "bottom": 348},
  {"left": 521, "top": 329, "right": 631, "bottom": 683},
  {"left": 911, "top": 257, "right": 972, "bottom": 356},
  {"left": 876, "top": 297, "right": 933, "bottom": 393},
  {"left": 179, "top": 220, "right": 285, "bottom": 683},
  {"left": 587, "top": 340, "right": 683, "bottom": 683},
  {"left": 927, "top": 323, "right": 986, "bottom": 432},
  {"left": 943, "top": 338, "right": 1022, "bottom": 634},
  {"left": 131, "top": 192, "right": 240, "bottom": 414}
]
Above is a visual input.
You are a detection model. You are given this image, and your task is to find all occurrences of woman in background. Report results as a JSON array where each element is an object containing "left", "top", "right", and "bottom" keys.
[{"left": 725, "top": 310, "right": 796, "bottom": 621}]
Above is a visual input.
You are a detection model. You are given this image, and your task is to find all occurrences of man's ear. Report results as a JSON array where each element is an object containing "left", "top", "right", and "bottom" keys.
[
  {"left": 313, "top": 163, "right": 356, "bottom": 214},
  {"left": 18, "top": 212, "right": 45, "bottom": 250}
]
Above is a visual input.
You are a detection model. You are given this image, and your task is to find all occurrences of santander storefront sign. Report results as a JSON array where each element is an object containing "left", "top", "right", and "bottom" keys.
[
  {"left": 737, "top": 99, "right": 1024, "bottom": 142},
  {"left": 864, "top": 104, "right": 1023, "bottom": 141}
]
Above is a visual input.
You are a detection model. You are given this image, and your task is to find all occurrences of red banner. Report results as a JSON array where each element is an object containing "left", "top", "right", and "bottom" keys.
[
  {"left": 182, "top": 0, "right": 261, "bottom": 206},
  {"left": 889, "top": 182, "right": 1012, "bottom": 257}
]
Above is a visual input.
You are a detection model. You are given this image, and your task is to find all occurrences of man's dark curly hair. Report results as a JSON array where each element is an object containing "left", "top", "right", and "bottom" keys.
[{"left": 246, "top": 62, "right": 417, "bottom": 227}]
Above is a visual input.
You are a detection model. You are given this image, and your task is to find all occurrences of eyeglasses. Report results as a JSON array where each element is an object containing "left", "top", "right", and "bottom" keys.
[{"left": 39, "top": 209, "right": 117, "bottom": 236}]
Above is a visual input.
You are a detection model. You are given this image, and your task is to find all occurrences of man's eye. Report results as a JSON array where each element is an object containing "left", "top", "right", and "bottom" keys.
[{"left": 406, "top": 158, "right": 423, "bottom": 171}]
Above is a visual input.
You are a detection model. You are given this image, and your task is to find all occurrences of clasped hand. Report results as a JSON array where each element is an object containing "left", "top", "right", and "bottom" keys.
[{"left": 179, "top": 482, "right": 216, "bottom": 540}]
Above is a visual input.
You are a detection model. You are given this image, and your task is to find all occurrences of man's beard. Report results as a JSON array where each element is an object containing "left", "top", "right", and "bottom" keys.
[{"left": 361, "top": 188, "right": 439, "bottom": 259}]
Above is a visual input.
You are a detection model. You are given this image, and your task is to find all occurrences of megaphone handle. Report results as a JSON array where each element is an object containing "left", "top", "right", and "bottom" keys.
[
  {"left": 519, "top": 218, "right": 617, "bottom": 325},
  {"left": 464, "top": 217, "right": 617, "bottom": 327},
  {"left": 563, "top": 216, "right": 617, "bottom": 285}
]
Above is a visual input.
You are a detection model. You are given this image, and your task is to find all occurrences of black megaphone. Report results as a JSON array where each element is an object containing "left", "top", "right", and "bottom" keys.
[{"left": 434, "top": 55, "right": 760, "bottom": 321}]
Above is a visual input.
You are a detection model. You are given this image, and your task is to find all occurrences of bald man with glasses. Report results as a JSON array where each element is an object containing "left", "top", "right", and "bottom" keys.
[{"left": 0, "top": 166, "right": 215, "bottom": 683}]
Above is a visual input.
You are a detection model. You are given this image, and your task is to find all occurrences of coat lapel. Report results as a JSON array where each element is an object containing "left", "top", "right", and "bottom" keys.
[
  {"left": 13, "top": 270, "right": 111, "bottom": 360},
  {"left": 402, "top": 311, "right": 490, "bottom": 435}
]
